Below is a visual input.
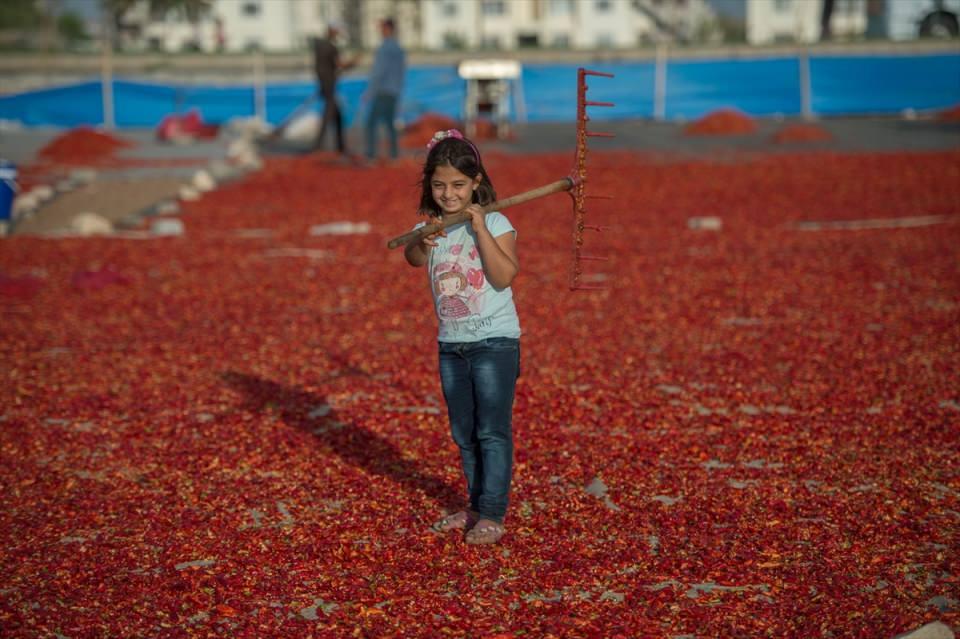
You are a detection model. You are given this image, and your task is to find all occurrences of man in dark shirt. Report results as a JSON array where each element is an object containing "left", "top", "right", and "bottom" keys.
[{"left": 313, "top": 20, "right": 356, "bottom": 154}]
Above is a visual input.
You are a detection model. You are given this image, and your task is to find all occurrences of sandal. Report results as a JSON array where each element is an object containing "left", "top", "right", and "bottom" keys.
[
  {"left": 430, "top": 510, "right": 477, "bottom": 533},
  {"left": 464, "top": 519, "right": 505, "bottom": 545}
]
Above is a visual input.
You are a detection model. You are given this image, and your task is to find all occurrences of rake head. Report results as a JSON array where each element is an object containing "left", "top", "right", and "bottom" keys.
[{"left": 570, "top": 68, "right": 615, "bottom": 291}]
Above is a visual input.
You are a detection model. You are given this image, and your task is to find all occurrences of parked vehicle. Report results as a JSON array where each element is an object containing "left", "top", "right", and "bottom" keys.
[{"left": 880, "top": 0, "right": 960, "bottom": 40}]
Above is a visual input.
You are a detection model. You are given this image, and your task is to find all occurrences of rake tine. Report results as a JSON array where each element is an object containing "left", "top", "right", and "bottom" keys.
[
  {"left": 583, "top": 70, "right": 615, "bottom": 78},
  {"left": 571, "top": 67, "right": 614, "bottom": 291}
]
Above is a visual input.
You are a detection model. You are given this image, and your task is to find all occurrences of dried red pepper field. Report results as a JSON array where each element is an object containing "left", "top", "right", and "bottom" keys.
[{"left": 1, "top": 145, "right": 959, "bottom": 638}]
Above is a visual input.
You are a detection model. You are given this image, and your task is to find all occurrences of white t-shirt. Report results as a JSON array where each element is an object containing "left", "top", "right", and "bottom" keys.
[{"left": 418, "top": 212, "right": 522, "bottom": 343}]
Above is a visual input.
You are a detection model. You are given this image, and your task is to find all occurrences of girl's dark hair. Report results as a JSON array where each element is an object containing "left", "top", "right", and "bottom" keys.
[{"left": 418, "top": 137, "right": 496, "bottom": 217}]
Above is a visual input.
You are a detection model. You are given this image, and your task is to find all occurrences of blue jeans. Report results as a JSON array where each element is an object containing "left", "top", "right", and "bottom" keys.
[
  {"left": 365, "top": 93, "right": 398, "bottom": 160},
  {"left": 438, "top": 337, "right": 520, "bottom": 523}
]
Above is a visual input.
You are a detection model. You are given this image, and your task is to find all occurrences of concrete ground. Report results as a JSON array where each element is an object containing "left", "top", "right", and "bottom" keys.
[{"left": 3, "top": 115, "right": 959, "bottom": 237}]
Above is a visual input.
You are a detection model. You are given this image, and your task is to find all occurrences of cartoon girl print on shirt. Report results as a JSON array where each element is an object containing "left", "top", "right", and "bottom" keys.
[{"left": 433, "top": 251, "right": 485, "bottom": 320}]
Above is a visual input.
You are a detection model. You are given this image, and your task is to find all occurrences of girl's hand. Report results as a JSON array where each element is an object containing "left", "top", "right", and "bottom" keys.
[
  {"left": 464, "top": 204, "right": 487, "bottom": 235},
  {"left": 420, "top": 227, "right": 446, "bottom": 248}
]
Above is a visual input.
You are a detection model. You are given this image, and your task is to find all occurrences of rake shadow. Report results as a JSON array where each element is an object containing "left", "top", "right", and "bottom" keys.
[{"left": 221, "top": 371, "right": 462, "bottom": 512}]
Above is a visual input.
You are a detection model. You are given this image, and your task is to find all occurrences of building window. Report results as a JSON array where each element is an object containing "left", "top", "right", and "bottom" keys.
[
  {"left": 443, "top": 31, "right": 466, "bottom": 49},
  {"left": 774, "top": 0, "right": 791, "bottom": 12},
  {"left": 242, "top": 2, "right": 260, "bottom": 17},
  {"left": 442, "top": 1, "right": 458, "bottom": 17},
  {"left": 551, "top": 34, "right": 571, "bottom": 48},
  {"left": 595, "top": 0, "right": 613, "bottom": 12},
  {"left": 517, "top": 32, "right": 540, "bottom": 47},
  {"left": 481, "top": 0, "right": 506, "bottom": 16},
  {"left": 595, "top": 33, "right": 614, "bottom": 47},
  {"left": 841, "top": 0, "right": 860, "bottom": 14},
  {"left": 548, "top": 0, "right": 574, "bottom": 16},
  {"left": 480, "top": 35, "right": 502, "bottom": 49}
]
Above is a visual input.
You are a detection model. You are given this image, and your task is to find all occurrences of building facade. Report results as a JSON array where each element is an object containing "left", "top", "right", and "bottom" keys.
[
  {"left": 117, "top": 0, "right": 715, "bottom": 53},
  {"left": 746, "top": 0, "right": 867, "bottom": 44}
]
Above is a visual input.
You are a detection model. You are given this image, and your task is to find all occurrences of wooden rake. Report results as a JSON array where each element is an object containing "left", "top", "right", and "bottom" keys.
[{"left": 386, "top": 68, "right": 615, "bottom": 290}]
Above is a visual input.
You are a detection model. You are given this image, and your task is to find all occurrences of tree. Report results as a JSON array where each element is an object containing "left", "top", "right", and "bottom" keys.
[
  {"left": 101, "top": 0, "right": 212, "bottom": 49},
  {"left": 0, "top": 0, "right": 44, "bottom": 29},
  {"left": 150, "top": 0, "right": 212, "bottom": 23},
  {"left": 58, "top": 12, "right": 89, "bottom": 46}
]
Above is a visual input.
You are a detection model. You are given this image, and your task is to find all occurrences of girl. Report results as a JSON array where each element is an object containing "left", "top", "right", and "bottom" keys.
[{"left": 404, "top": 129, "right": 521, "bottom": 545}]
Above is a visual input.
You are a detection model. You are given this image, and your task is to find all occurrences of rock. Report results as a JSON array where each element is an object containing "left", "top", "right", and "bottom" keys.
[
  {"left": 192, "top": 169, "right": 216, "bottom": 192},
  {"left": 70, "top": 212, "right": 113, "bottom": 236},
  {"left": 893, "top": 622, "right": 955, "bottom": 639},
  {"left": 151, "top": 218, "right": 185, "bottom": 237},
  {"left": 688, "top": 216, "right": 723, "bottom": 231}
]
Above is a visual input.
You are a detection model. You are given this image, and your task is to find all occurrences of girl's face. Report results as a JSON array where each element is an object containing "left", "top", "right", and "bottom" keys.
[{"left": 431, "top": 164, "right": 481, "bottom": 216}]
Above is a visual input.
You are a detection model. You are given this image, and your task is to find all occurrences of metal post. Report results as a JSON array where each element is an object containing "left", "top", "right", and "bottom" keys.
[
  {"left": 799, "top": 47, "right": 813, "bottom": 121},
  {"left": 654, "top": 42, "right": 667, "bottom": 121},
  {"left": 253, "top": 51, "right": 267, "bottom": 123},
  {"left": 101, "top": 15, "right": 115, "bottom": 130}
]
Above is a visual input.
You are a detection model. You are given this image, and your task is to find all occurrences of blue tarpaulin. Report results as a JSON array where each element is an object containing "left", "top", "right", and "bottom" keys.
[{"left": 1, "top": 52, "right": 957, "bottom": 128}]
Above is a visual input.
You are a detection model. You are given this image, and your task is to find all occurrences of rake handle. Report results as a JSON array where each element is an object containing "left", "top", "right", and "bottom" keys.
[{"left": 386, "top": 177, "right": 575, "bottom": 250}]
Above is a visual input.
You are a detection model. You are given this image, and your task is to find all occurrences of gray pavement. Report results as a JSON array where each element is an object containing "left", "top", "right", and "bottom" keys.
[{"left": 3, "top": 115, "right": 958, "bottom": 236}]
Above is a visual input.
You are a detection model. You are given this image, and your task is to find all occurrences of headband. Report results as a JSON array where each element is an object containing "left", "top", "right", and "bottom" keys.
[{"left": 426, "top": 129, "right": 481, "bottom": 164}]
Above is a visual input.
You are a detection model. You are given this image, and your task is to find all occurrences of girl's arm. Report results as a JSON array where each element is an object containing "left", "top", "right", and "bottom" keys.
[
  {"left": 466, "top": 206, "right": 519, "bottom": 289},
  {"left": 404, "top": 228, "right": 445, "bottom": 267},
  {"left": 404, "top": 237, "right": 429, "bottom": 266}
]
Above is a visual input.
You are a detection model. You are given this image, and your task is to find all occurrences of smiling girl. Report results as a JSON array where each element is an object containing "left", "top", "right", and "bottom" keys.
[{"left": 403, "top": 129, "right": 521, "bottom": 545}]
